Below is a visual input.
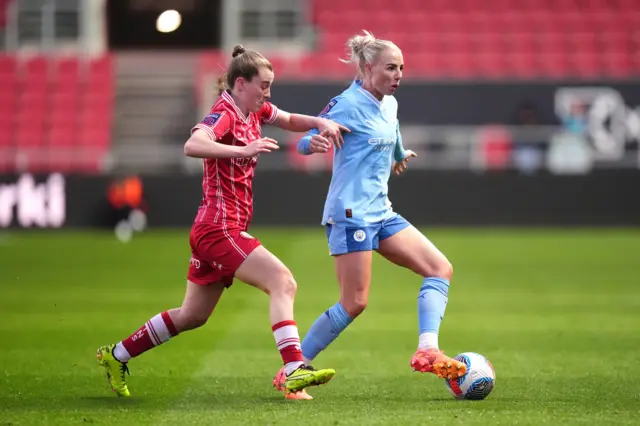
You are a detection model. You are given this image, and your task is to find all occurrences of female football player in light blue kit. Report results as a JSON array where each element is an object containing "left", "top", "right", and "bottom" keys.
[{"left": 274, "top": 30, "right": 466, "bottom": 397}]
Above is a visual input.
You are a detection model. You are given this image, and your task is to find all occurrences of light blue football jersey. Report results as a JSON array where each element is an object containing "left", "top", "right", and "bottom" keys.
[{"left": 299, "top": 80, "right": 406, "bottom": 227}]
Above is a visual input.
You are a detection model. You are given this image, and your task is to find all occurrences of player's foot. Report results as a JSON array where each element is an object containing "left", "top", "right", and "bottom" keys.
[
  {"left": 273, "top": 365, "right": 335, "bottom": 396},
  {"left": 96, "top": 344, "right": 131, "bottom": 397},
  {"left": 273, "top": 367, "right": 313, "bottom": 400},
  {"left": 410, "top": 348, "right": 467, "bottom": 379}
]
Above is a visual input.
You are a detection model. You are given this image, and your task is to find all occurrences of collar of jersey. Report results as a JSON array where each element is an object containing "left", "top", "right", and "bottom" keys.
[
  {"left": 222, "top": 90, "right": 251, "bottom": 123},
  {"left": 352, "top": 80, "right": 382, "bottom": 108}
]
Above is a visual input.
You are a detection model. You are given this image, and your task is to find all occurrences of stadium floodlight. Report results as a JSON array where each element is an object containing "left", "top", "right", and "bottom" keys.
[{"left": 156, "top": 10, "right": 182, "bottom": 33}]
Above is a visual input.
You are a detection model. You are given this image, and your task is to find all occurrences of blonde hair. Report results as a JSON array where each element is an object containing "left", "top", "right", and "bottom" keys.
[
  {"left": 341, "top": 30, "right": 399, "bottom": 78},
  {"left": 216, "top": 45, "right": 272, "bottom": 96}
]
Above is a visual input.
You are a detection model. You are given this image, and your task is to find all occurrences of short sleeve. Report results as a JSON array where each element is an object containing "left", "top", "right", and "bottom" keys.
[
  {"left": 318, "top": 98, "right": 339, "bottom": 119},
  {"left": 317, "top": 97, "right": 349, "bottom": 128},
  {"left": 191, "top": 111, "right": 232, "bottom": 141},
  {"left": 259, "top": 102, "right": 278, "bottom": 124}
]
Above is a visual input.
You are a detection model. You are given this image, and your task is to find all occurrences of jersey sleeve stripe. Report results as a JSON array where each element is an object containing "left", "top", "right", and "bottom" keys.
[
  {"left": 210, "top": 111, "right": 228, "bottom": 133},
  {"left": 266, "top": 104, "right": 278, "bottom": 124},
  {"left": 192, "top": 111, "right": 229, "bottom": 141},
  {"left": 192, "top": 124, "right": 215, "bottom": 140}
]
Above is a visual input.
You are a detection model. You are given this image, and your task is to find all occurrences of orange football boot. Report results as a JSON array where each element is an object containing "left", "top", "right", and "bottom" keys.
[{"left": 410, "top": 348, "right": 467, "bottom": 379}]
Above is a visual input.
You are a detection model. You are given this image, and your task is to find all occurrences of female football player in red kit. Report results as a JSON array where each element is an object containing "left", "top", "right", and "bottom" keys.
[{"left": 97, "top": 45, "right": 348, "bottom": 400}]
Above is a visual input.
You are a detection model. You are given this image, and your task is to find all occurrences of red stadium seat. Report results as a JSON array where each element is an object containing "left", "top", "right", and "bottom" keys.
[
  {"left": 0, "top": 59, "right": 17, "bottom": 139},
  {"left": 87, "top": 55, "right": 114, "bottom": 94},
  {"left": 49, "top": 122, "right": 76, "bottom": 148},
  {"left": 571, "top": 51, "right": 602, "bottom": 78},
  {"left": 539, "top": 53, "right": 570, "bottom": 79},
  {"left": 601, "top": 51, "right": 632, "bottom": 77},
  {"left": 52, "top": 57, "right": 79, "bottom": 93},
  {"left": 0, "top": 112, "right": 13, "bottom": 151},
  {"left": 506, "top": 53, "right": 538, "bottom": 79},
  {"left": 76, "top": 54, "right": 114, "bottom": 170},
  {"left": 0, "top": 54, "right": 15, "bottom": 74},
  {"left": 476, "top": 52, "right": 508, "bottom": 79},
  {"left": 315, "top": 1, "right": 640, "bottom": 78},
  {"left": 408, "top": 53, "right": 446, "bottom": 79},
  {"left": 0, "top": 54, "right": 115, "bottom": 173}
]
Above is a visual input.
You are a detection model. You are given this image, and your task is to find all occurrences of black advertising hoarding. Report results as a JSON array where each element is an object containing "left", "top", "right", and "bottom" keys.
[
  {"left": 0, "top": 174, "right": 66, "bottom": 229},
  {"left": 270, "top": 80, "right": 640, "bottom": 125},
  {"left": 259, "top": 81, "right": 640, "bottom": 173},
  {"left": 1, "top": 171, "right": 639, "bottom": 229}
]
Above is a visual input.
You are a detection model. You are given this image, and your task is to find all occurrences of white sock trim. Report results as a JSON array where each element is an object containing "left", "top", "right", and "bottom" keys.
[
  {"left": 113, "top": 342, "right": 131, "bottom": 363},
  {"left": 418, "top": 332, "right": 439, "bottom": 349},
  {"left": 147, "top": 314, "right": 172, "bottom": 345},
  {"left": 273, "top": 325, "right": 300, "bottom": 348},
  {"left": 284, "top": 361, "right": 304, "bottom": 376}
]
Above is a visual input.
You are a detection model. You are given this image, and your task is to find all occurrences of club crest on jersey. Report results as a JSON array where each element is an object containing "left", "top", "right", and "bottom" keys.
[
  {"left": 202, "top": 113, "right": 221, "bottom": 126},
  {"left": 353, "top": 229, "right": 366, "bottom": 242},
  {"left": 319, "top": 99, "right": 338, "bottom": 116}
]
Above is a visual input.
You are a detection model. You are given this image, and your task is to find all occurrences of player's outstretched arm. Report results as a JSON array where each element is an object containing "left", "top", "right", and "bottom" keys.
[
  {"left": 184, "top": 129, "right": 279, "bottom": 159},
  {"left": 274, "top": 110, "right": 349, "bottom": 149}
]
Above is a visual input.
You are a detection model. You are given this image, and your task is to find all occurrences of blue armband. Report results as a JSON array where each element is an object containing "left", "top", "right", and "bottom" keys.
[
  {"left": 394, "top": 124, "right": 406, "bottom": 162},
  {"left": 298, "top": 134, "right": 313, "bottom": 155}
]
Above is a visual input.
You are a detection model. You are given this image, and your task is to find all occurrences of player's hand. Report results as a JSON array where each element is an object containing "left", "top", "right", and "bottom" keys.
[
  {"left": 242, "top": 138, "right": 279, "bottom": 157},
  {"left": 309, "top": 133, "right": 332, "bottom": 153},
  {"left": 317, "top": 119, "right": 350, "bottom": 150},
  {"left": 392, "top": 150, "right": 417, "bottom": 175}
]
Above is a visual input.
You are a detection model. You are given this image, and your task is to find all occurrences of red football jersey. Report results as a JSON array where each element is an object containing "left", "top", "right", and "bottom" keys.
[{"left": 191, "top": 90, "right": 278, "bottom": 230}]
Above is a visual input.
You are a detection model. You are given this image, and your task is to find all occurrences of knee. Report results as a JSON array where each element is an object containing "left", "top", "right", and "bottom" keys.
[
  {"left": 420, "top": 259, "right": 453, "bottom": 281},
  {"left": 436, "top": 260, "right": 454, "bottom": 281},
  {"left": 341, "top": 295, "right": 368, "bottom": 318},
  {"left": 175, "top": 309, "right": 209, "bottom": 331},
  {"left": 267, "top": 268, "right": 297, "bottom": 300}
]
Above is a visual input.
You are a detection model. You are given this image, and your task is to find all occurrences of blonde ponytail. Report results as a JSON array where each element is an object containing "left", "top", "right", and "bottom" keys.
[{"left": 341, "top": 30, "right": 398, "bottom": 77}]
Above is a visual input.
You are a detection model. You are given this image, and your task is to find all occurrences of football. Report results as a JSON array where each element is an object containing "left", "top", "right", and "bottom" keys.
[{"left": 445, "top": 352, "right": 495, "bottom": 400}]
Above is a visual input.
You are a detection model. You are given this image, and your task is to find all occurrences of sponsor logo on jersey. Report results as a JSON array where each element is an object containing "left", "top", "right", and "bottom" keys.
[
  {"left": 368, "top": 136, "right": 396, "bottom": 152},
  {"left": 240, "top": 231, "right": 254, "bottom": 239}
]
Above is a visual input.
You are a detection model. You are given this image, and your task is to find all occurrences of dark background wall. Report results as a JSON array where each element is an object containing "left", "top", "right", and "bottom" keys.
[
  {"left": 1, "top": 170, "right": 639, "bottom": 229},
  {"left": 271, "top": 81, "right": 640, "bottom": 125}
]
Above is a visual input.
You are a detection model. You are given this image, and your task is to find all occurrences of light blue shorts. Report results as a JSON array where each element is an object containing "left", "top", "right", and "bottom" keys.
[{"left": 325, "top": 214, "right": 411, "bottom": 256}]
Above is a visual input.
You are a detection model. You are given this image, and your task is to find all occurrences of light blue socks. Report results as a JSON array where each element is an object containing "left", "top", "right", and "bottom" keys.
[
  {"left": 418, "top": 277, "right": 450, "bottom": 348},
  {"left": 301, "top": 302, "right": 353, "bottom": 362}
]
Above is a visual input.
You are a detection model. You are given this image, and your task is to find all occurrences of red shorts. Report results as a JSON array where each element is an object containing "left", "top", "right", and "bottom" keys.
[{"left": 187, "top": 223, "right": 262, "bottom": 287}]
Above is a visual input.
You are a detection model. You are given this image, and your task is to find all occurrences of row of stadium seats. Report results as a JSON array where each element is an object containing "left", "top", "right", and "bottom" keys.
[
  {"left": 321, "top": 31, "right": 636, "bottom": 78},
  {"left": 310, "top": 2, "right": 640, "bottom": 78},
  {"left": 0, "top": 55, "right": 113, "bottom": 173},
  {"left": 316, "top": 11, "right": 640, "bottom": 33},
  {"left": 199, "top": 46, "right": 635, "bottom": 81},
  {"left": 311, "top": 0, "right": 640, "bottom": 12}
]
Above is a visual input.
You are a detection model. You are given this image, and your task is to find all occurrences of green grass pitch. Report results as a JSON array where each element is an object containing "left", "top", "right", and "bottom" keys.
[{"left": 1, "top": 228, "right": 639, "bottom": 425}]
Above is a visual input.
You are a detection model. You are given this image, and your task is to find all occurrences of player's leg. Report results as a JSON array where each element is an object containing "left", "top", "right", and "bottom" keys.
[
  {"left": 97, "top": 279, "right": 225, "bottom": 396},
  {"left": 234, "top": 244, "right": 335, "bottom": 394},
  {"left": 301, "top": 224, "right": 374, "bottom": 366},
  {"left": 376, "top": 216, "right": 465, "bottom": 379}
]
